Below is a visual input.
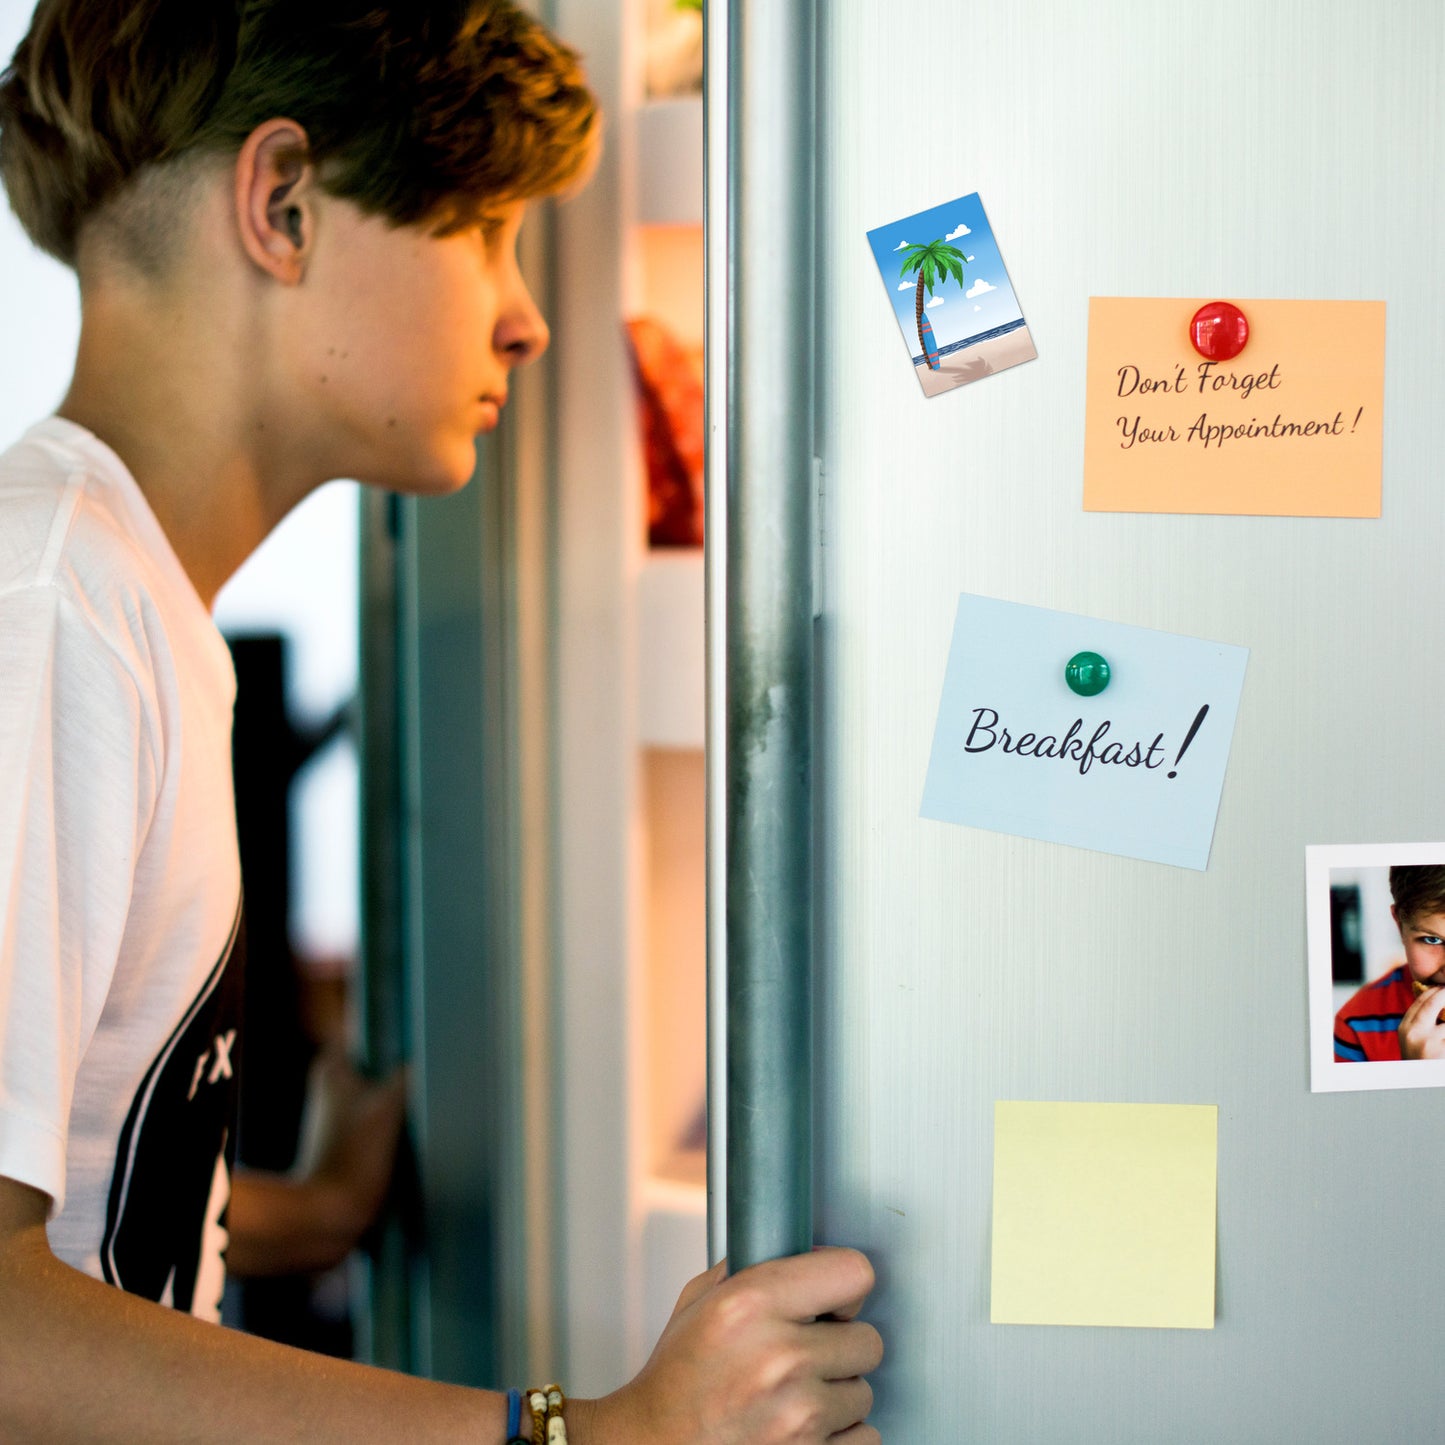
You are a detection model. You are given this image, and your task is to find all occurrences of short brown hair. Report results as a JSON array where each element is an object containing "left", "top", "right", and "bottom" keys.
[
  {"left": 1389, "top": 865, "right": 1445, "bottom": 927},
  {"left": 0, "top": 0, "right": 600, "bottom": 274}
]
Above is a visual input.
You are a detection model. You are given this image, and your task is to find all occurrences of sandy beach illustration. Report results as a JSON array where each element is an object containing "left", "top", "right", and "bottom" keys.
[
  {"left": 867, "top": 192, "right": 1034, "bottom": 397},
  {"left": 913, "top": 322, "right": 1038, "bottom": 397}
]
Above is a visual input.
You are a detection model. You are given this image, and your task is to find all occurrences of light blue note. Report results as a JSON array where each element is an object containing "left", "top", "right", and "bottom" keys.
[{"left": 920, "top": 595, "right": 1249, "bottom": 869}]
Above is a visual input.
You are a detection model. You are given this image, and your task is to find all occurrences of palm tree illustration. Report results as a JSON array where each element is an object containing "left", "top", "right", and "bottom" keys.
[{"left": 899, "top": 239, "right": 968, "bottom": 358}]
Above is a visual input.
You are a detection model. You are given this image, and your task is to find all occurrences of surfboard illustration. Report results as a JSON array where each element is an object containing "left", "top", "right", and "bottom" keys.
[{"left": 919, "top": 310, "right": 941, "bottom": 370}]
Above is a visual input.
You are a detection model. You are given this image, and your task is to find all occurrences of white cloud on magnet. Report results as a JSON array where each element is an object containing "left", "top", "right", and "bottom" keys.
[
  {"left": 946, "top": 224, "right": 971, "bottom": 240},
  {"left": 966, "top": 277, "right": 995, "bottom": 298}
]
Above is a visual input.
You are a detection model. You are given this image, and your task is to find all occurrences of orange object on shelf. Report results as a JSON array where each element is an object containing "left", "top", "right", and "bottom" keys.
[{"left": 626, "top": 316, "right": 704, "bottom": 548}]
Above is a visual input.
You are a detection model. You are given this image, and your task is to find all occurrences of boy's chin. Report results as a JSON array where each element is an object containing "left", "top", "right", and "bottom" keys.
[{"left": 369, "top": 436, "right": 480, "bottom": 496}]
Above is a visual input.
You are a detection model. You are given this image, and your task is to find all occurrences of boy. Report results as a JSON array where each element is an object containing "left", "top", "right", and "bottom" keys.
[
  {"left": 0, "top": 2, "right": 883, "bottom": 1440},
  {"left": 1334, "top": 864, "right": 1445, "bottom": 1062}
]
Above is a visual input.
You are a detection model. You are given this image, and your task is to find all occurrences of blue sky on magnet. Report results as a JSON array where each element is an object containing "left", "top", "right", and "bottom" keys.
[{"left": 866, "top": 192, "right": 1026, "bottom": 349}]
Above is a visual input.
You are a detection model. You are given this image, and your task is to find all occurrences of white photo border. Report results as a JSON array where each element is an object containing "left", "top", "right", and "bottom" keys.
[{"left": 1306, "top": 842, "right": 1445, "bottom": 1093}]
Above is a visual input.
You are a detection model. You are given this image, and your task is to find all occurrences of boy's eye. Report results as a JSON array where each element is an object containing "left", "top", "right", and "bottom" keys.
[{"left": 1417, "top": 935, "right": 1444, "bottom": 946}]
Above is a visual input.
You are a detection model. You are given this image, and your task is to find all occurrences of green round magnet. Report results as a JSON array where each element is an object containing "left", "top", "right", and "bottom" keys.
[{"left": 1065, "top": 651, "right": 1111, "bottom": 697}]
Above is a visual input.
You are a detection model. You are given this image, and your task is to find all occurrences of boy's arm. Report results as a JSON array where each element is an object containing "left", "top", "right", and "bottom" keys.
[
  {"left": 0, "top": 1174, "right": 882, "bottom": 1444},
  {"left": 0, "top": 1176, "right": 506, "bottom": 1444},
  {"left": 224, "top": 1170, "right": 375, "bottom": 1278},
  {"left": 1332, "top": 1006, "right": 1367, "bottom": 1062}
]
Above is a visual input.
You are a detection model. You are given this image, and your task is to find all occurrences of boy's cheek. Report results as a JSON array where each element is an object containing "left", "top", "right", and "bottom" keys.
[{"left": 1408, "top": 961, "right": 1445, "bottom": 989}]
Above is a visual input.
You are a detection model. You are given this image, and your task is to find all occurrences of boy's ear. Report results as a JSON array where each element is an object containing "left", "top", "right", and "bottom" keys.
[
  {"left": 234, "top": 119, "right": 316, "bottom": 282},
  {"left": 1391, "top": 904, "right": 1401, "bottom": 930}
]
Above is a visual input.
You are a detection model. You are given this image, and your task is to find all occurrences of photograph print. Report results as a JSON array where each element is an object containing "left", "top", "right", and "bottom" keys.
[{"left": 1305, "top": 842, "right": 1445, "bottom": 1093}]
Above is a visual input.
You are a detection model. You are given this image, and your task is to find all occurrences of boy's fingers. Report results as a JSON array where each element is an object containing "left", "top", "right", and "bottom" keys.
[
  {"left": 1401, "top": 987, "right": 1445, "bottom": 1029},
  {"left": 377, "top": 1067, "right": 409, "bottom": 1112},
  {"left": 811, "top": 1318, "right": 884, "bottom": 1380},
  {"left": 810, "top": 1245, "right": 874, "bottom": 1322},
  {"left": 730, "top": 1246, "right": 875, "bottom": 1323},
  {"left": 826, "top": 1425, "right": 882, "bottom": 1445},
  {"left": 817, "top": 1377, "right": 875, "bottom": 1437},
  {"left": 1428, "top": 986, "right": 1445, "bottom": 1027},
  {"left": 673, "top": 1256, "right": 728, "bottom": 1316}
]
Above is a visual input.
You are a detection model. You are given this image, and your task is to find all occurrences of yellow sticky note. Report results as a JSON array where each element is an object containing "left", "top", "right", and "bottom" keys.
[
  {"left": 1083, "top": 297, "right": 1384, "bottom": 516},
  {"left": 991, "top": 1101, "right": 1218, "bottom": 1330}
]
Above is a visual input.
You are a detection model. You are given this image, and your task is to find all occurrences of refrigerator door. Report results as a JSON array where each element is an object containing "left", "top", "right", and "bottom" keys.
[{"left": 808, "top": 3, "right": 1445, "bottom": 1439}]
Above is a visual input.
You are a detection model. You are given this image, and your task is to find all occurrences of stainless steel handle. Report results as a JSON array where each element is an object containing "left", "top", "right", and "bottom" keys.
[{"left": 717, "top": 0, "right": 817, "bottom": 1275}]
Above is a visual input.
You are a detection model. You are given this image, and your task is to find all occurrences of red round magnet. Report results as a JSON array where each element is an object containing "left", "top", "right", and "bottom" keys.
[{"left": 1189, "top": 301, "right": 1249, "bottom": 361}]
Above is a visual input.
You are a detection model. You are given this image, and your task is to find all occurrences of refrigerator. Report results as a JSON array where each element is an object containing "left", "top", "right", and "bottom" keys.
[
  {"left": 363, "top": 2, "right": 1445, "bottom": 1438},
  {"left": 737, "top": 1, "right": 1445, "bottom": 1439}
]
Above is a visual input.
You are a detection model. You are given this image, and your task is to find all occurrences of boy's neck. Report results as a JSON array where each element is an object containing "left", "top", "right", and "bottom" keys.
[{"left": 57, "top": 282, "right": 329, "bottom": 612}]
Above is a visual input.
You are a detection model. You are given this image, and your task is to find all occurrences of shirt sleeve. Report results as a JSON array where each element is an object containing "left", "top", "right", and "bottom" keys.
[
  {"left": 0, "top": 584, "right": 155, "bottom": 1213},
  {"left": 1332, "top": 1011, "right": 1367, "bottom": 1062}
]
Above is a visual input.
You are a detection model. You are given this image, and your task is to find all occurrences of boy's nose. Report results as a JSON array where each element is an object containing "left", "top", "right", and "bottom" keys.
[{"left": 498, "top": 285, "right": 550, "bottom": 369}]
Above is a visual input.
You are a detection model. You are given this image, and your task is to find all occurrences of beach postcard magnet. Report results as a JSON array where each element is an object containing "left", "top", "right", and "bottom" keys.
[{"left": 867, "top": 192, "right": 1036, "bottom": 398}]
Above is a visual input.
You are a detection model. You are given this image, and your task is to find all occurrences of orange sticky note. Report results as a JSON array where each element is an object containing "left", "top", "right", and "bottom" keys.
[{"left": 1083, "top": 297, "right": 1385, "bottom": 517}]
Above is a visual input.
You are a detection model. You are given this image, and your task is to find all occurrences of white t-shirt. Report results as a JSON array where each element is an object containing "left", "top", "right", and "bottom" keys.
[{"left": 0, "top": 415, "right": 244, "bottom": 1321}]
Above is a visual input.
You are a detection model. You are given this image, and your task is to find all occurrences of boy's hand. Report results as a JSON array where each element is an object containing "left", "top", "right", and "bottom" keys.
[
  {"left": 292, "top": 1046, "right": 409, "bottom": 1228},
  {"left": 226, "top": 1049, "right": 408, "bottom": 1277},
  {"left": 573, "top": 1246, "right": 882, "bottom": 1445},
  {"left": 1399, "top": 986, "right": 1445, "bottom": 1059}
]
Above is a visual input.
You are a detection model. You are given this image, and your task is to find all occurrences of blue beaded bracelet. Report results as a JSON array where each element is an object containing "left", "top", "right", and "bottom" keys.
[{"left": 505, "top": 1386, "right": 527, "bottom": 1445}]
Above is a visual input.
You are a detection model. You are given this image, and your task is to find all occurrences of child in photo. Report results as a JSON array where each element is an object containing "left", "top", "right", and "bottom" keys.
[{"left": 1334, "top": 864, "right": 1445, "bottom": 1062}]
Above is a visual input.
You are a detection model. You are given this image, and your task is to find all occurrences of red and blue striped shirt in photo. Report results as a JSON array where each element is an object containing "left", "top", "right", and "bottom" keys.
[{"left": 1334, "top": 965, "right": 1414, "bottom": 1063}]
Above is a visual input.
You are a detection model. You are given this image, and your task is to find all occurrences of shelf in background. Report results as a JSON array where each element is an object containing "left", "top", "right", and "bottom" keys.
[
  {"left": 653, "top": 1146, "right": 706, "bottom": 1189},
  {"left": 639, "top": 1174, "right": 708, "bottom": 1371},
  {"left": 636, "top": 97, "right": 703, "bottom": 227},
  {"left": 638, "top": 548, "right": 704, "bottom": 748}
]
